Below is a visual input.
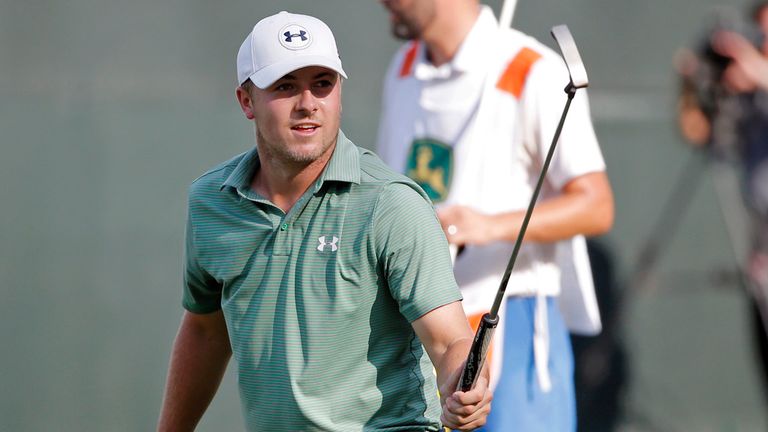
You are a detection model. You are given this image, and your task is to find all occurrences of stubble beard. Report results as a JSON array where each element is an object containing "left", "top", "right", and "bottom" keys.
[{"left": 256, "top": 127, "right": 337, "bottom": 169}]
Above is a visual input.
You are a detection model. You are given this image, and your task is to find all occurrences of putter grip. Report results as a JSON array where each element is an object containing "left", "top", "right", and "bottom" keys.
[{"left": 457, "top": 313, "right": 499, "bottom": 392}]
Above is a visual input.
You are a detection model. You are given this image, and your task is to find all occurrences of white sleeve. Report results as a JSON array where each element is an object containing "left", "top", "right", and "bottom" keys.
[{"left": 522, "top": 55, "right": 605, "bottom": 191}]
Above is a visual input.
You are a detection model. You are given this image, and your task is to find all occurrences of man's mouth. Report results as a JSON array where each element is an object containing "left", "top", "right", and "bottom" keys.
[{"left": 291, "top": 123, "right": 320, "bottom": 135}]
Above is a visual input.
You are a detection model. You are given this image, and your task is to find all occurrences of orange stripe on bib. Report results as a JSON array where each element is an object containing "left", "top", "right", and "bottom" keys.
[
  {"left": 399, "top": 41, "right": 419, "bottom": 78},
  {"left": 496, "top": 47, "right": 542, "bottom": 98}
]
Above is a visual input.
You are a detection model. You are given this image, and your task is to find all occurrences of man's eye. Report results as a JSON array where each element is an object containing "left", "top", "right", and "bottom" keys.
[
  {"left": 315, "top": 80, "right": 333, "bottom": 88},
  {"left": 275, "top": 83, "right": 294, "bottom": 91}
]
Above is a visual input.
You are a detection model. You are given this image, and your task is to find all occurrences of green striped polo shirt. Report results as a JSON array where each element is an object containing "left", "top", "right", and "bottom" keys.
[{"left": 183, "top": 131, "right": 461, "bottom": 431}]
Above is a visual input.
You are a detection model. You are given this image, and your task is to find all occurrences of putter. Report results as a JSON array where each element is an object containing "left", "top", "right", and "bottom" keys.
[
  {"left": 457, "top": 24, "right": 590, "bottom": 392},
  {"left": 499, "top": 0, "right": 519, "bottom": 29}
]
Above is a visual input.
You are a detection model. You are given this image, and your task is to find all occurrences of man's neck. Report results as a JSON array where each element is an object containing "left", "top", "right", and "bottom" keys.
[
  {"left": 422, "top": 4, "right": 481, "bottom": 67},
  {"left": 252, "top": 145, "right": 335, "bottom": 214}
]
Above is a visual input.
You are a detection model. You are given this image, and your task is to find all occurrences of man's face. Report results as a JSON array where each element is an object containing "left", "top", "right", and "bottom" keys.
[
  {"left": 380, "top": 0, "right": 436, "bottom": 40},
  {"left": 238, "top": 66, "right": 342, "bottom": 166}
]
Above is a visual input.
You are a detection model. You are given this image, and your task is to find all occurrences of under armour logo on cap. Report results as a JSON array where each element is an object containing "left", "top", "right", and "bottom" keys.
[
  {"left": 279, "top": 24, "right": 312, "bottom": 50},
  {"left": 317, "top": 236, "right": 339, "bottom": 252},
  {"left": 284, "top": 30, "right": 308, "bottom": 42}
]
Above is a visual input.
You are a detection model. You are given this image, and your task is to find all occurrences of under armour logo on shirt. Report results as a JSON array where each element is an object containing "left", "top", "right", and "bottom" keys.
[
  {"left": 317, "top": 236, "right": 339, "bottom": 252},
  {"left": 284, "top": 30, "right": 308, "bottom": 42}
]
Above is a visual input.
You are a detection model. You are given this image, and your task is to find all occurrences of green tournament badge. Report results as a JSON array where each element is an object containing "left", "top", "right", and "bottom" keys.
[{"left": 406, "top": 138, "right": 453, "bottom": 203}]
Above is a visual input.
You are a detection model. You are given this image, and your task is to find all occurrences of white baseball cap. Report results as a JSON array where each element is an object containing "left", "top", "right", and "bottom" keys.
[{"left": 237, "top": 11, "right": 348, "bottom": 89}]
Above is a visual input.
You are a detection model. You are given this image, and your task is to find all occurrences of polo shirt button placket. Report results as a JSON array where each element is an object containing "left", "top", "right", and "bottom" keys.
[{"left": 273, "top": 219, "right": 291, "bottom": 256}]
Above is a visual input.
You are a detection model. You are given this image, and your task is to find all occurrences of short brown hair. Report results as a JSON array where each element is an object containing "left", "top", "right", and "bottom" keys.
[{"left": 240, "top": 78, "right": 256, "bottom": 94}]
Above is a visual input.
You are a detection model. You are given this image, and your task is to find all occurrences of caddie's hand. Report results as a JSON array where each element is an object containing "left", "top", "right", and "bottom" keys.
[
  {"left": 437, "top": 205, "right": 497, "bottom": 246},
  {"left": 439, "top": 367, "right": 493, "bottom": 431}
]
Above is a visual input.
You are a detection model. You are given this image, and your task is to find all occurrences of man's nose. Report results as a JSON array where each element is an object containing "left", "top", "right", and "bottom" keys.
[{"left": 296, "top": 89, "right": 318, "bottom": 114}]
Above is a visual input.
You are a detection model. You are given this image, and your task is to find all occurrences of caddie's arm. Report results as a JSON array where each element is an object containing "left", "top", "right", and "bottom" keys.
[
  {"left": 438, "top": 170, "right": 613, "bottom": 246},
  {"left": 412, "top": 301, "right": 493, "bottom": 431},
  {"left": 157, "top": 310, "right": 231, "bottom": 432}
]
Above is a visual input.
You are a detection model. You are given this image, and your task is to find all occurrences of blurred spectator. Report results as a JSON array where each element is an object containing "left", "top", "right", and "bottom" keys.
[{"left": 676, "top": 1, "right": 768, "bottom": 397}]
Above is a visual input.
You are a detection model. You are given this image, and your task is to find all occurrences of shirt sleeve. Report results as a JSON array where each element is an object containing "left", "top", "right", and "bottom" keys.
[
  {"left": 373, "top": 182, "right": 462, "bottom": 322},
  {"left": 182, "top": 195, "right": 223, "bottom": 314},
  {"left": 522, "top": 55, "right": 606, "bottom": 190}
]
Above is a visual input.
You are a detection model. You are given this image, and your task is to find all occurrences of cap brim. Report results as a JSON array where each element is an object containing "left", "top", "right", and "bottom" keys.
[{"left": 247, "top": 55, "right": 348, "bottom": 89}]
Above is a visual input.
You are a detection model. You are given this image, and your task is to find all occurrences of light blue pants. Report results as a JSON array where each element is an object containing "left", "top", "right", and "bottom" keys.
[{"left": 475, "top": 297, "right": 576, "bottom": 432}]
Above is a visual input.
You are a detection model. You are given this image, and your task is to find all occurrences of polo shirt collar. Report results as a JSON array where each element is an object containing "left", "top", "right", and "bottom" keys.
[
  {"left": 312, "top": 130, "right": 360, "bottom": 192},
  {"left": 220, "top": 130, "right": 360, "bottom": 194},
  {"left": 220, "top": 146, "right": 259, "bottom": 192},
  {"left": 413, "top": 5, "right": 498, "bottom": 80}
]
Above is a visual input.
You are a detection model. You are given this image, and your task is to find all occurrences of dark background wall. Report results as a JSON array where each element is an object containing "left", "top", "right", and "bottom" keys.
[{"left": 1, "top": 1, "right": 764, "bottom": 430}]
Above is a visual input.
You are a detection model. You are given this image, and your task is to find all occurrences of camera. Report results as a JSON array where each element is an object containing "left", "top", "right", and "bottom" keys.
[{"left": 686, "top": 9, "right": 764, "bottom": 119}]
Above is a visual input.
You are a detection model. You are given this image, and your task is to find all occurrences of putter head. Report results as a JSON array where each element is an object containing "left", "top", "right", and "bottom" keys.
[{"left": 550, "top": 25, "right": 589, "bottom": 89}]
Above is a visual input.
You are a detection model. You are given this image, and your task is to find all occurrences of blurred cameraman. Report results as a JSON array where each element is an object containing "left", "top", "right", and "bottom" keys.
[{"left": 677, "top": 1, "right": 768, "bottom": 396}]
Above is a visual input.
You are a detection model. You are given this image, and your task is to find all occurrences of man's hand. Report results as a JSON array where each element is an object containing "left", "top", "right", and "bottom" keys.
[
  {"left": 412, "top": 302, "right": 493, "bottom": 431},
  {"left": 678, "top": 104, "right": 711, "bottom": 145},
  {"left": 714, "top": 31, "right": 768, "bottom": 91},
  {"left": 438, "top": 205, "right": 514, "bottom": 246},
  {"left": 439, "top": 366, "right": 493, "bottom": 431}
]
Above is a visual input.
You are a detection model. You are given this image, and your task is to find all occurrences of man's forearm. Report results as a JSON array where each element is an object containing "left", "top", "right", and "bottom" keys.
[
  {"left": 412, "top": 302, "right": 493, "bottom": 429},
  {"left": 437, "top": 172, "right": 613, "bottom": 246},
  {"left": 158, "top": 311, "right": 232, "bottom": 432},
  {"left": 490, "top": 171, "right": 614, "bottom": 243},
  {"left": 433, "top": 336, "right": 475, "bottom": 392}
]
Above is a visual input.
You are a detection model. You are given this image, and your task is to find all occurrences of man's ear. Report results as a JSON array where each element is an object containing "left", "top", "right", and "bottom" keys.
[{"left": 236, "top": 86, "right": 256, "bottom": 120}]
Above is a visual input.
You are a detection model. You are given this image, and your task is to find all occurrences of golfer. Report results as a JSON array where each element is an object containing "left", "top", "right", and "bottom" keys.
[{"left": 157, "top": 11, "right": 492, "bottom": 432}]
